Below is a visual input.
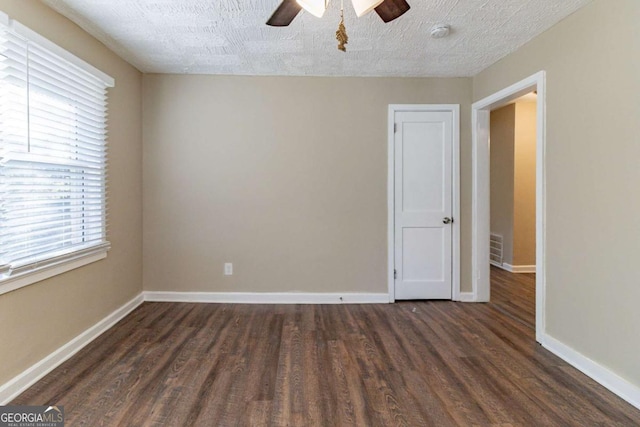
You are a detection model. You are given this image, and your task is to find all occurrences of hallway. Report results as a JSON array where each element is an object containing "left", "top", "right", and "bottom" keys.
[{"left": 490, "top": 266, "right": 536, "bottom": 329}]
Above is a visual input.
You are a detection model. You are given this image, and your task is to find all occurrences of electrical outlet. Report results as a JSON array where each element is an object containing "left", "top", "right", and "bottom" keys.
[{"left": 224, "top": 263, "right": 233, "bottom": 276}]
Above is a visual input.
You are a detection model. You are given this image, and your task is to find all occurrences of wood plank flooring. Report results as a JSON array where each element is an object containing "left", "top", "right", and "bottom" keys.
[
  {"left": 13, "top": 269, "right": 640, "bottom": 426},
  {"left": 489, "top": 266, "right": 536, "bottom": 330}
]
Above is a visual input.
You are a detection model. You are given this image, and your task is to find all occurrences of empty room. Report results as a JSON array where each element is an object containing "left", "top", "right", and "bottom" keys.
[{"left": 0, "top": 0, "right": 639, "bottom": 425}]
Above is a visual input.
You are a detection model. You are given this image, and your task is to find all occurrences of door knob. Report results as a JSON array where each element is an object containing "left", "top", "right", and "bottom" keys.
[{"left": 443, "top": 217, "right": 452, "bottom": 224}]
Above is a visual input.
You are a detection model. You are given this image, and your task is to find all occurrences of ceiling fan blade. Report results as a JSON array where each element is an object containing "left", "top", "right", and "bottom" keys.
[
  {"left": 266, "top": 0, "right": 302, "bottom": 27},
  {"left": 375, "top": 0, "right": 410, "bottom": 23}
]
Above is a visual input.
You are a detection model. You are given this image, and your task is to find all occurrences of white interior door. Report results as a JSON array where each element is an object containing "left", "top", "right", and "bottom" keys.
[{"left": 394, "top": 111, "right": 453, "bottom": 300}]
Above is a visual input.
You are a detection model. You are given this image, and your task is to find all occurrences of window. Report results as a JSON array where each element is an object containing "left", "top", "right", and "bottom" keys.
[{"left": 0, "top": 14, "right": 114, "bottom": 293}]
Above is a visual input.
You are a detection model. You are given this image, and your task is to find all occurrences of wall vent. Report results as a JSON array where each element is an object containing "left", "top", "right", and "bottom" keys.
[{"left": 490, "top": 233, "right": 503, "bottom": 266}]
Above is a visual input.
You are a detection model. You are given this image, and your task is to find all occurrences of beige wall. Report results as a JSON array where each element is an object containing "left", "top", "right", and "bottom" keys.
[
  {"left": 474, "top": 0, "right": 640, "bottom": 387},
  {"left": 490, "top": 104, "right": 516, "bottom": 265},
  {"left": 0, "top": 1, "right": 142, "bottom": 385},
  {"left": 143, "top": 75, "right": 472, "bottom": 293},
  {"left": 513, "top": 101, "right": 536, "bottom": 266}
]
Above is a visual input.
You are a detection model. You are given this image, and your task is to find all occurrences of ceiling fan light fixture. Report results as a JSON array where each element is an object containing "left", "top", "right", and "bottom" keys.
[
  {"left": 351, "top": 0, "right": 384, "bottom": 17},
  {"left": 296, "top": 0, "right": 329, "bottom": 18}
]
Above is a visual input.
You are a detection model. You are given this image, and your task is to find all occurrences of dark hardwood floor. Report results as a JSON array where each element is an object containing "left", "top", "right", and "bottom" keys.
[
  {"left": 489, "top": 266, "right": 536, "bottom": 330},
  {"left": 14, "top": 269, "right": 640, "bottom": 426}
]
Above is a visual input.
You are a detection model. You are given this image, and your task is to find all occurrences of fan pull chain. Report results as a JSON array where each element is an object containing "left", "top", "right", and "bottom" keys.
[{"left": 336, "top": 0, "right": 348, "bottom": 52}]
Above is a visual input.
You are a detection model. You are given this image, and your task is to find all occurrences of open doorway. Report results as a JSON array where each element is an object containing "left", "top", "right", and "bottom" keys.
[
  {"left": 489, "top": 93, "right": 537, "bottom": 328},
  {"left": 471, "top": 72, "right": 546, "bottom": 343}
]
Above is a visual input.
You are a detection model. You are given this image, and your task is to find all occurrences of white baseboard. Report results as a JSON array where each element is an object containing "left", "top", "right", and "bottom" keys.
[
  {"left": 505, "top": 263, "right": 536, "bottom": 273},
  {"left": 0, "top": 293, "right": 144, "bottom": 405},
  {"left": 457, "top": 292, "right": 476, "bottom": 302},
  {"left": 542, "top": 333, "right": 640, "bottom": 411},
  {"left": 493, "top": 263, "right": 536, "bottom": 274},
  {"left": 144, "top": 291, "right": 390, "bottom": 304}
]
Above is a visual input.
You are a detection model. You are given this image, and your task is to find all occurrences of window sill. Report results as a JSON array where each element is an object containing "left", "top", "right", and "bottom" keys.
[{"left": 0, "top": 248, "right": 109, "bottom": 296}]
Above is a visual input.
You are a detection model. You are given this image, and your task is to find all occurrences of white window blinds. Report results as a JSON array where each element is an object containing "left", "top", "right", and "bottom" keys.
[{"left": 0, "top": 16, "right": 114, "bottom": 281}]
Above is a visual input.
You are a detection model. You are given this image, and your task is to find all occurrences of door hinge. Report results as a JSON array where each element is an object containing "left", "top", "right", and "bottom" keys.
[
  {"left": 394, "top": 269, "right": 397, "bottom": 279},
  {"left": 394, "top": 123, "right": 397, "bottom": 133}
]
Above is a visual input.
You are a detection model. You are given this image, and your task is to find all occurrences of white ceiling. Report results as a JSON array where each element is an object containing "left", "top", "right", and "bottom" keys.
[{"left": 40, "top": 0, "right": 592, "bottom": 77}]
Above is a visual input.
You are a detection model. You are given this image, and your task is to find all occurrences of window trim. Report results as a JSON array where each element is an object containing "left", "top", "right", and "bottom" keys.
[
  {"left": 0, "top": 11, "right": 114, "bottom": 295},
  {"left": 0, "top": 247, "right": 109, "bottom": 296}
]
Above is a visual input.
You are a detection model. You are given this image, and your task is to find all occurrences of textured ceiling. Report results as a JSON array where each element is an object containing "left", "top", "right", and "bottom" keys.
[{"left": 40, "top": 0, "right": 592, "bottom": 77}]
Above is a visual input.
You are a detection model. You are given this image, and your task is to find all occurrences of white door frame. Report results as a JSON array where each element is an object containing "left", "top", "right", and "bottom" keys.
[
  {"left": 388, "top": 104, "right": 461, "bottom": 303},
  {"left": 471, "top": 71, "right": 546, "bottom": 343}
]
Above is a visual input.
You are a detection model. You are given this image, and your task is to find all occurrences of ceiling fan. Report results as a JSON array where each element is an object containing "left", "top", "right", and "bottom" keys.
[{"left": 266, "top": 0, "right": 411, "bottom": 27}]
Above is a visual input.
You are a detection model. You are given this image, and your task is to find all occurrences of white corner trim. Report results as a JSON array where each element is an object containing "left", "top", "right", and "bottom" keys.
[
  {"left": 0, "top": 293, "right": 144, "bottom": 405},
  {"left": 542, "top": 333, "right": 640, "bottom": 411},
  {"left": 457, "top": 292, "right": 476, "bottom": 302},
  {"left": 144, "top": 291, "right": 390, "bottom": 304},
  {"left": 502, "top": 263, "right": 536, "bottom": 274}
]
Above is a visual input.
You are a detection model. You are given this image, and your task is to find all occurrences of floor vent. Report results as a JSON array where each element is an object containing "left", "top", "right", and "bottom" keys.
[{"left": 490, "top": 233, "right": 503, "bottom": 266}]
